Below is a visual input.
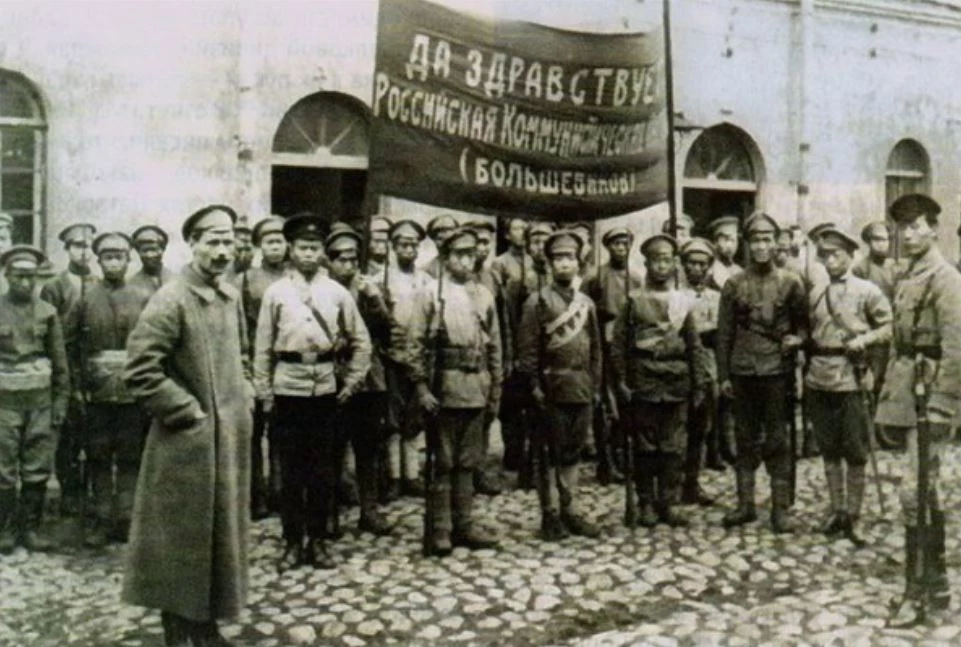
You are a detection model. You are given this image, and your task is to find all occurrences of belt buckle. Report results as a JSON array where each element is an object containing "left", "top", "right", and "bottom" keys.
[{"left": 302, "top": 351, "right": 318, "bottom": 364}]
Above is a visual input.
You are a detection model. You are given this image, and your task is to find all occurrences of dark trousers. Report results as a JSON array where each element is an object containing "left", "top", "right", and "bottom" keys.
[
  {"left": 626, "top": 400, "right": 687, "bottom": 505},
  {"left": 500, "top": 373, "right": 529, "bottom": 471},
  {"left": 807, "top": 389, "right": 868, "bottom": 466},
  {"left": 273, "top": 395, "right": 346, "bottom": 543},
  {"left": 55, "top": 397, "right": 85, "bottom": 504},
  {"left": 341, "top": 392, "right": 389, "bottom": 519},
  {"left": 731, "top": 375, "right": 791, "bottom": 479},
  {"left": 86, "top": 403, "right": 146, "bottom": 525},
  {"left": 685, "top": 390, "right": 715, "bottom": 482},
  {"left": 429, "top": 408, "right": 485, "bottom": 533}
]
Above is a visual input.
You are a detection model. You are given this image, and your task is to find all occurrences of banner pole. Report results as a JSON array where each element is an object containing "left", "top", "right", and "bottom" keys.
[{"left": 663, "top": 0, "right": 679, "bottom": 288}]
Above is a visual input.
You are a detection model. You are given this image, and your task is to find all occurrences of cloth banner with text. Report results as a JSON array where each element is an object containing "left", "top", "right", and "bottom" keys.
[{"left": 369, "top": 0, "right": 668, "bottom": 222}]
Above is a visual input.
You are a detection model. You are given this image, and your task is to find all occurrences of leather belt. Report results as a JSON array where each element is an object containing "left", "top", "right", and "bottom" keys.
[
  {"left": 631, "top": 348, "right": 685, "bottom": 361},
  {"left": 276, "top": 350, "right": 335, "bottom": 364},
  {"left": 699, "top": 331, "right": 717, "bottom": 350},
  {"left": 808, "top": 345, "right": 847, "bottom": 357},
  {"left": 895, "top": 345, "right": 942, "bottom": 361},
  {"left": 439, "top": 347, "right": 482, "bottom": 373}
]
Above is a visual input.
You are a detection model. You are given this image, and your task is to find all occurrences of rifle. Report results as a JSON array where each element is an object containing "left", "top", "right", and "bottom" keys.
[
  {"left": 422, "top": 263, "right": 446, "bottom": 557},
  {"left": 73, "top": 269, "right": 93, "bottom": 547},
  {"left": 786, "top": 348, "right": 799, "bottom": 508},
  {"left": 852, "top": 360, "right": 887, "bottom": 519},
  {"left": 909, "top": 352, "right": 932, "bottom": 621},
  {"left": 533, "top": 266, "right": 563, "bottom": 520},
  {"left": 622, "top": 252, "right": 636, "bottom": 529},
  {"left": 518, "top": 254, "right": 536, "bottom": 491}
]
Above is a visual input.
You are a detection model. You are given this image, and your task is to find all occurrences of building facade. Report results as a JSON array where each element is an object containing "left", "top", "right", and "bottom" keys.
[{"left": 1, "top": 0, "right": 959, "bottom": 268}]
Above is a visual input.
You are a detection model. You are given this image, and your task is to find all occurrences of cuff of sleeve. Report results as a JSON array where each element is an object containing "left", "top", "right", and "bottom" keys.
[
  {"left": 162, "top": 401, "right": 205, "bottom": 430},
  {"left": 928, "top": 392, "right": 957, "bottom": 419}
]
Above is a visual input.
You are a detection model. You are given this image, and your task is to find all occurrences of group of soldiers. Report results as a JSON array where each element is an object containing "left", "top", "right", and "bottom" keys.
[{"left": 0, "top": 190, "right": 957, "bottom": 631}]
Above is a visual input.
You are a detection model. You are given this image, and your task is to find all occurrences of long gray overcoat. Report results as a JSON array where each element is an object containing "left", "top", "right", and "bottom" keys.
[{"left": 122, "top": 264, "right": 252, "bottom": 622}]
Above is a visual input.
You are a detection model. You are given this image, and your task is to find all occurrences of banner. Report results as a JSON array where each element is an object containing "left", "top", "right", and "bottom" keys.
[{"left": 368, "top": 0, "right": 668, "bottom": 222}]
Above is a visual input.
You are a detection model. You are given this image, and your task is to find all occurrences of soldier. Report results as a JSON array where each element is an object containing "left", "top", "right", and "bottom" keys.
[
  {"left": 128, "top": 225, "right": 175, "bottom": 300},
  {"left": 254, "top": 213, "right": 371, "bottom": 571},
  {"left": 423, "top": 213, "right": 459, "bottom": 279},
  {"left": 324, "top": 225, "right": 392, "bottom": 535},
  {"left": 229, "top": 222, "right": 255, "bottom": 276},
  {"left": 0, "top": 246, "right": 69, "bottom": 554},
  {"left": 40, "top": 222, "right": 97, "bottom": 516},
  {"left": 70, "top": 232, "right": 151, "bottom": 547},
  {"left": 381, "top": 219, "right": 435, "bottom": 499},
  {"left": 580, "top": 226, "right": 643, "bottom": 485},
  {"left": 365, "top": 215, "right": 392, "bottom": 279},
  {"left": 407, "top": 227, "right": 502, "bottom": 554},
  {"left": 680, "top": 237, "right": 725, "bottom": 503},
  {"left": 242, "top": 216, "right": 288, "bottom": 520},
  {"left": 662, "top": 212, "right": 694, "bottom": 248},
  {"left": 122, "top": 204, "right": 252, "bottom": 646},
  {"left": 612, "top": 234, "right": 706, "bottom": 527},
  {"left": 805, "top": 227, "right": 892, "bottom": 545},
  {"left": 517, "top": 230, "right": 602, "bottom": 540},
  {"left": 717, "top": 212, "right": 807, "bottom": 534},
  {"left": 467, "top": 219, "right": 507, "bottom": 496},
  {"left": 707, "top": 216, "right": 743, "bottom": 291},
  {"left": 878, "top": 194, "right": 961, "bottom": 627}
]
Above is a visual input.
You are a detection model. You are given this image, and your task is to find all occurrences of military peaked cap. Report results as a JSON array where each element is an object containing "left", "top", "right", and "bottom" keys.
[
  {"left": 860, "top": 221, "right": 890, "bottom": 243},
  {"left": 743, "top": 212, "right": 780, "bottom": 237},
  {"left": 58, "top": 223, "right": 97, "bottom": 245},
  {"left": 282, "top": 212, "right": 326, "bottom": 242},
  {"left": 807, "top": 221, "right": 837, "bottom": 243},
  {"left": 325, "top": 224, "right": 363, "bottom": 254},
  {"left": 1, "top": 244, "right": 45, "bottom": 270},
  {"left": 815, "top": 227, "right": 859, "bottom": 254},
  {"left": 440, "top": 226, "right": 479, "bottom": 254},
  {"left": 131, "top": 224, "right": 169, "bottom": 247},
  {"left": 426, "top": 214, "right": 459, "bottom": 239},
  {"left": 708, "top": 216, "right": 740, "bottom": 237},
  {"left": 389, "top": 219, "right": 426, "bottom": 241},
  {"left": 662, "top": 213, "right": 694, "bottom": 235},
  {"left": 92, "top": 232, "right": 133, "bottom": 256},
  {"left": 680, "top": 237, "right": 716, "bottom": 261},
  {"left": 544, "top": 230, "right": 582, "bottom": 257},
  {"left": 182, "top": 205, "right": 238, "bottom": 241},
  {"left": 602, "top": 227, "right": 634, "bottom": 247},
  {"left": 252, "top": 217, "right": 285, "bottom": 245},
  {"left": 889, "top": 193, "right": 941, "bottom": 224},
  {"left": 641, "top": 233, "right": 678, "bottom": 258}
]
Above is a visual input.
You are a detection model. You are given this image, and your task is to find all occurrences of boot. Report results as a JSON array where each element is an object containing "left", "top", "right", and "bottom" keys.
[
  {"left": 540, "top": 510, "right": 568, "bottom": 542},
  {"left": 722, "top": 470, "right": 758, "bottom": 527},
  {"left": 401, "top": 477, "right": 426, "bottom": 498},
  {"left": 161, "top": 611, "right": 192, "bottom": 647},
  {"left": 820, "top": 461, "right": 845, "bottom": 536},
  {"left": 636, "top": 455, "right": 659, "bottom": 528},
  {"left": 927, "top": 510, "right": 951, "bottom": 610},
  {"left": 357, "top": 510, "right": 392, "bottom": 536},
  {"left": 638, "top": 501, "right": 659, "bottom": 528},
  {"left": 0, "top": 488, "right": 16, "bottom": 554},
  {"left": 276, "top": 537, "right": 304, "bottom": 573},
  {"left": 596, "top": 450, "right": 625, "bottom": 486},
  {"left": 383, "top": 478, "right": 400, "bottom": 503},
  {"left": 428, "top": 528, "right": 453, "bottom": 556},
  {"left": 191, "top": 620, "right": 234, "bottom": 647},
  {"left": 842, "top": 464, "right": 867, "bottom": 547},
  {"left": 19, "top": 483, "right": 54, "bottom": 552},
  {"left": 770, "top": 477, "right": 798, "bottom": 534},
  {"left": 681, "top": 477, "right": 715, "bottom": 506},
  {"left": 887, "top": 526, "right": 926, "bottom": 628},
  {"left": 561, "top": 509, "right": 601, "bottom": 537},
  {"left": 474, "top": 469, "right": 502, "bottom": 496},
  {"left": 338, "top": 473, "right": 359, "bottom": 507},
  {"left": 357, "top": 455, "right": 390, "bottom": 536},
  {"left": 303, "top": 537, "right": 336, "bottom": 570},
  {"left": 657, "top": 455, "right": 688, "bottom": 526},
  {"left": 451, "top": 471, "right": 499, "bottom": 549}
]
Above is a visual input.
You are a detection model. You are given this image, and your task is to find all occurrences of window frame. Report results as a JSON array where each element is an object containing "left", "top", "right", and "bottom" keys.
[{"left": 0, "top": 70, "right": 47, "bottom": 248}]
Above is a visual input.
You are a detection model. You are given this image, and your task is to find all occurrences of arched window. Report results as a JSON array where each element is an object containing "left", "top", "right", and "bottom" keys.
[
  {"left": 885, "top": 139, "right": 930, "bottom": 207},
  {"left": 271, "top": 92, "right": 370, "bottom": 228},
  {"left": 0, "top": 70, "right": 46, "bottom": 246},
  {"left": 682, "top": 123, "right": 763, "bottom": 235}
]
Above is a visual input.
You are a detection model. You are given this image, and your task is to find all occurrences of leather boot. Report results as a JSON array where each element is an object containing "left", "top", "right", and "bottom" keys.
[
  {"left": 657, "top": 455, "right": 688, "bottom": 526},
  {"left": 722, "top": 470, "right": 758, "bottom": 527},
  {"left": 191, "top": 620, "right": 234, "bottom": 647},
  {"left": 887, "top": 526, "right": 925, "bottom": 628},
  {"left": 161, "top": 611, "right": 192, "bottom": 647},
  {"left": 0, "top": 488, "right": 16, "bottom": 555},
  {"left": 540, "top": 510, "right": 568, "bottom": 542},
  {"left": 636, "top": 455, "right": 658, "bottom": 528},
  {"left": 561, "top": 509, "right": 601, "bottom": 537},
  {"left": 451, "top": 471, "right": 499, "bottom": 549},
  {"left": 819, "top": 461, "right": 845, "bottom": 536},
  {"left": 358, "top": 510, "right": 392, "bottom": 536},
  {"left": 927, "top": 510, "right": 951, "bottom": 610},
  {"left": 357, "top": 452, "right": 390, "bottom": 536},
  {"left": 19, "top": 482, "right": 54, "bottom": 552},
  {"left": 770, "top": 477, "right": 798, "bottom": 534},
  {"left": 843, "top": 464, "right": 866, "bottom": 547},
  {"left": 681, "top": 476, "right": 715, "bottom": 506},
  {"left": 276, "top": 537, "right": 304, "bottom": 573},
  {"left": 474, "top": 469, "right": 503, "bottom": 496},
  {"left": 304, "top": 537, "right": 336, "bottom": 570}
]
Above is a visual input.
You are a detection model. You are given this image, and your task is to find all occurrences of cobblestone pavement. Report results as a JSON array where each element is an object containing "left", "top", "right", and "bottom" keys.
[{"left": 3, "top": 445, "right": 961, "bottom": 647}]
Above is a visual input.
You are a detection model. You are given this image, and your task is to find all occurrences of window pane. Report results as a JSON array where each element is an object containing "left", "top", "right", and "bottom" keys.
[
  {"left": 1, "top": 128, "right": 35, "bottom": 169},
  {"left": 0, "top": 80, "right": 37, "bottom": 119},
  {"left": 684, "top": 126, "right": 755, "bottom": 182},
  {"left": 1, "top": 172, "right": 34, "bottom": 211},
  {"left": 273, "top": 93, "right": 369, "bottom": 156},
  {"left": 11, "top": 213, "right": 33, "bottom": 245}
]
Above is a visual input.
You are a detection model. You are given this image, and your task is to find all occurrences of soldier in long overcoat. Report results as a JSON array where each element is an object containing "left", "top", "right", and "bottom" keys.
[{"left": 122, "top": 205, "right": 253, "bottom": 647}]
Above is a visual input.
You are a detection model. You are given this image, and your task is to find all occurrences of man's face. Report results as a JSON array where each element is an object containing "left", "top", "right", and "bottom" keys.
[
  {"left": 392, "top": 238, "right": 419, "bottom": 265},
  {"left": 445, "top": 246, "right": 476, "bottom": 282},
  {"left": 136, "top": 240, "right": 165, "bottom": 273},
  {"left": 234, "top": 232, "right": 254, "bottom": 271},
  {"left": 98, "top": 250, "right": 129, "bottom": 282},
  {"left": 67, "top": 240, "right": 93, "bottom": 268},
  {"left": 508, "top": 219, "right": 528, "bottom": 247},
  {"left": 289, "top": 238, "right": 325, "bottom": 275},
  {"left": 528, "top": 234, "right": 548, "bottom": 263},
  {"left": 683, "top": 253, "right": 711, "bottom": 286},
  {"left": 868, "top": 230, "right": 890, "bottom": 258},
  {"left": 714, "top": 232, "right": 738, "bottom": 261},
  {"left": 607, "top": 237, "right": 630, "bottom": 265},
  {"left": 817, "top": 247, "right": 853, "bottom": 280},
  {"left": 191, "top": 229, "right": 235, "bottom": 276},
  {"left": 259, "top": 232, "right": 287, "bottom": 265},
  {"left": 747, "top": 232, "right": 775, "bottom": 264},
  {"left": 328, "top": 249, "right": 359, "bottom": 285},
  {"left": 646, "top": 249, "right": 675, "bottom": 284},
  {"left": 369, "top": 235, "right": 388, "bottom": 261},
  {"left": 774, "top": 234, "right": 792, "bottom": 268},
  {"left": 5, "top": 267, "right": 35, "bottom": 300},
  {"left": 549, "top": 250, "right": 579, "bottom": 283},
  {"left": 899, "top": 217, "right": 936, "bottom": 259},
  {"left": 475, "top": 234, "right": 492, "bottom": 266},
  {"left": 675, "top": 224, "right": 692, "bottom": 247}
]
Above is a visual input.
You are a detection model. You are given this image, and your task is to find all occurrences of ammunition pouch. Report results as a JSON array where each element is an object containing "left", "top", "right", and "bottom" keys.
[{"left": 0, "top": 357, "right": 53, "bottom": 392}]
